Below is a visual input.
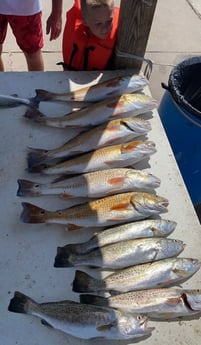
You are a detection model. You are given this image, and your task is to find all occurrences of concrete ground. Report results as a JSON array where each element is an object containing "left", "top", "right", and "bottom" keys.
[{"left": 1, "top": 0, "right": 201, "bottom": 103}]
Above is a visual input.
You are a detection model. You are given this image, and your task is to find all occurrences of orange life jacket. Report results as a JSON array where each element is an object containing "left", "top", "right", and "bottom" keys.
[{"left": 62, "top": 0, "right": 119, "bottom": 71}]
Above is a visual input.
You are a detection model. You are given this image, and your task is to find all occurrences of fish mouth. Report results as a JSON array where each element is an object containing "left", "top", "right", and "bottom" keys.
[{"left": 140, "top": 318, "right": 155, "bottom": 334}]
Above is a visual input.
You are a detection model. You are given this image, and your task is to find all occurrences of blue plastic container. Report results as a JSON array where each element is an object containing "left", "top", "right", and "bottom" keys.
[{"left": 159, "top": 56, "right": 201, "bottom": 207}]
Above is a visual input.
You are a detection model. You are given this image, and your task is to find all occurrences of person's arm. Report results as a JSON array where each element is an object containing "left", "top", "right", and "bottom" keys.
[{"left": 46, "top": 0, "right": 63, "bottom": 41}]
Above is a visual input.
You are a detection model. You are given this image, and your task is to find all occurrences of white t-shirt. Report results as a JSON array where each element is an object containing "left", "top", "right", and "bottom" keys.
[{"left": 0, "top": 0, "right": 42, "bottom": 16}]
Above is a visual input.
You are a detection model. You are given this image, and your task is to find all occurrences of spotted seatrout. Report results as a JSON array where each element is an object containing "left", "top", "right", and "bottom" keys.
[
  {"left": 34, "top": 74, "right": 149, "bottom": 103},
  {"left": 28, "top": 140, "right": 157, "bottom": 175},
  {"left": 17, "top": 168, "right": 160, "bottom": 199},
  {"left": 56, "top": 219, "right": 176, "bottom": 255},
  {"left": 8, "top": 291, "right": 154, "bottom": 340},
  {"left": 80, "top": 288, "right": 201, "bottom": 320},
  {"left": 27, "top": 117, "right": 152, "bottom": 167},
  {"left": 72, "top": 258, "right": 201, "bottom": 293},
  {"left": 54, "top": 237, "right": 185, "bottom": 269},
  {"left": 24, "top": 93, "right": 157, "bottom": 129},
  {"left": 20, "top": 192, "right": 168, "bottom": 231}
]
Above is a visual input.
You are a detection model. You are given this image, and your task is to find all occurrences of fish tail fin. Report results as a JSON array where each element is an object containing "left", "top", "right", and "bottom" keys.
[
  {"left": 27, "top": 147, "right": 49, "bottom": 168},
  {"left": 17, "top": 179, "right": 42, "bottom": 197},
  {"left": 8, "top": 291, "right": 37, "bottom": 315},
  {"left": 54, "top": 245, "right": 76, "bottom": 267},
  {"left": 34, "top": 89, "right": 54, "bottom": 102},
  {"left": 20, "top": 202, "right": 47, "bottom": 223},
  {"left": 80, "top": 294, "right": 108, "bottom": 307},
  {"left": 23, "top": 105, "right": 46, "bottom": 124},
  {"left": 27, "top": 163, "right": 47, "bottom": 173},
  {"left": 72, "top": 270, "right": 100, "bottom": 293}
]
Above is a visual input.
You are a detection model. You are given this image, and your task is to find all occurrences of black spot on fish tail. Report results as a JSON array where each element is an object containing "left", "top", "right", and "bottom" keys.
[
  {"left": 17, "top": 179, "right": 38, "bottom": 197},
  {"left": 20, "top": 202, "right": 46, "bottom": 224},
  {"left": 8, "top": 291, "right": 30, "bottom": 314}
]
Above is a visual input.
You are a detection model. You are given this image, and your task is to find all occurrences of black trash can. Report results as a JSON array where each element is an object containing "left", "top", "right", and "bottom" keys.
[{"left": 159, "top": 56, "right": 201, "bottom": 213}]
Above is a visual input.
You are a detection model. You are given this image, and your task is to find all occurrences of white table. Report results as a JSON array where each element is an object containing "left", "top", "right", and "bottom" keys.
[{"left": 0, "top": 71, "right": 201, "bottom": 345}]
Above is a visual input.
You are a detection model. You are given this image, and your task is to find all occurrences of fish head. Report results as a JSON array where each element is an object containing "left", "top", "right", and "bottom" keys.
[
  {"left": 174, "top": 258, "right": 201, "bottom": 278},
  {"left": 127, "top": 74, "right": 148, "bottom": 90},
  {"left": 128, "top": 93, "right": 158, "bottom": 112},
  {"left": 120, "top": 116, "right": 152, "bottom": 134},
  {"left": 184, "top": 289, "right": 201, "bottom": 311},
  {"left": 121, "top": 140, "right": 157, "bottom": 159},
  {"left": 116, "top": 313, "right": 154, "bottom": 339},
  {"left": 127, "top": 170, "right": 161, "bottom": 189},
  {"left": 131, "top": 192, "right": 169, "bottom": 215}
]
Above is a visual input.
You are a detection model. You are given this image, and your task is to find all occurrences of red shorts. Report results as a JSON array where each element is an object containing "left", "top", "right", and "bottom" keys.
[{"left": 0, "top": 12, "right": 43, "bottom": 53}]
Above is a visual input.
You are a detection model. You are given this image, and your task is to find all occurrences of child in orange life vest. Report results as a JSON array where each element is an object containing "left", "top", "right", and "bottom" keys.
[{"left": 61, "top": 0, "right": 119, "bottom": 71}]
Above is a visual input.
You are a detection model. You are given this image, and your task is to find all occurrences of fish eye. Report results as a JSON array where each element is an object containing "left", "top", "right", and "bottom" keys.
[{"left": 137, "top": 315, "right": 143, "bottom": 321}]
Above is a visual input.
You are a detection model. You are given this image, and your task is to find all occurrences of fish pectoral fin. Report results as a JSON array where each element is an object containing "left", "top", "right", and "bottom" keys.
[
  {"left": 67, "top": 223, "right": 84, "bottom": 231},
  {"left": 110, "top": 202, "right": 131, "bottom": 212},
  {"left": 41, "top": 319, "right": 53, "bottom": 328},
  {"left": 172, "top": 268, "right": 187, "bottom": 277},
  {"left": 96, "top": 324, "right": 113, "bottom": 332},
  {"left": 105, "top": 160, "right": 124, "bottom": 166},
  {"left": 62, "top": 193, "right": 73, "bottom": 198},
  {"left": 166, "top": 297, "right": 181, "bottom": 305},
  {"left": 108, "top": 177, "right": 126, "bottom": 187}
]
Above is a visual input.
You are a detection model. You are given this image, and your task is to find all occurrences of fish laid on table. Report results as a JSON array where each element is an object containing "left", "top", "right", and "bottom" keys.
[
  {"left": 72, "top": 258, "right": 201, "bottom": 293},
  {"left": 20, "top": 192, "right": 169, "bottom": 231},
  {"left": 0, "top": 94, "right": 38, "bottom": 107},
  {"left": 56, "top": 219, "right": 176, "bottom": 255},
  {"left": 27, "top": 117, "right": 152, "bottom": 167},
  {"left": 34, "top": 74, "right": 149, "bottom": 103},
  {"left": 28, "top": 140, "right": 157, "bottom": 175},
  {"left": 17, "top": 168, "right": 161, "bottom": 199},
  {"left": 54, "top": 238, "right": 184, "bottom": 269},
  {"left": 8, "top": 291, "right": 154, "bottom": 340},
  {"left": 80, "top": 288, "right": 201, "bottom": 320},
  {"left": 24, "top": 93, "right": 157, "bottom": 129}
]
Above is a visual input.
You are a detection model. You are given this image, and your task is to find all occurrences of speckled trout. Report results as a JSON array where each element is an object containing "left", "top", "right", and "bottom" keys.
[
  {"left": 80, "top": 288, "right": 201, "bottom": 320},
  {"left": 54, "top": 237, "right": 184, "bottom": 269},
  {"left": 24, "top": 93, "right": 157, "bottom": 129},
  {"left": 28, "top": 140, "right": 157, "bottom": 175},
  {"left": 72, "top": 258, "right": 201, "bottom": 293},
  {"left": 56, "top": 219, "right": 176, "bottom": 255},
  {"left": 34, "top": 74, "right": 149, "bottom": 103},
  {"left": 17, "top": 168, "right": 160, "bottom": 198},
  {"left": 8, "top": 291, "right": 154, "bottom": 340},
  {"left": 20, "top": 192, "right": 168, "bottom": 230},
  {"left": 27, "top": 117, "right": 152, "bottom": 167}
]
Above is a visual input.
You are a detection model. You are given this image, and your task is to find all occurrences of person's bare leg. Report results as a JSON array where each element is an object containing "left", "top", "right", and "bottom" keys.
[
  {"left": 0, "top": 44, "right": 5, "bottom": 71},
  {"left": 24, "top": 49, "right": 44, "bottom": 71}
]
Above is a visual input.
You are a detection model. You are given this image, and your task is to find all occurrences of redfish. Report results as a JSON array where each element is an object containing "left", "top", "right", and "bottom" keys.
[
  {"left": 34, "top": 74, "right": 149, "bottom": 103},
  {"left": 27, "top": 117, "right": 152, "bottom": 167},
  {"left": 20, "top": 192, "right": 168, "bottom": 230},
  {"left": 17, "top": 168, "right": 160, "bottom": 198},
  {"left": 28, "top": 140, "right": 157, "bottom": 175},
  {"left": 24, "top": 93, "right": 157, "bottom": 129}
]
